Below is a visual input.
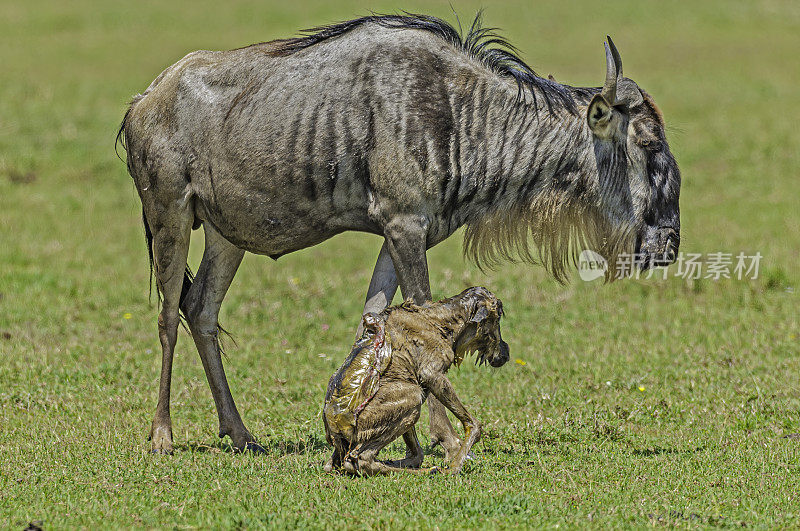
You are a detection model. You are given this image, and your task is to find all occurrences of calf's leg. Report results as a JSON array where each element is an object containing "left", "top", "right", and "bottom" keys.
[
  {"left": 356, "top": 448, "right": 438, "bottom": 476},
  {"left": 423, "top": 374, "right": 482, "bottom": 475},
  {"left": 386, "top": 426, "right": 424, "bottom": 469},
  {"left": 346, "top": 381, "right": 429, "bottom": 475},
  {"left": 324, "top": 447, "right": 342, "bottom": 473}
]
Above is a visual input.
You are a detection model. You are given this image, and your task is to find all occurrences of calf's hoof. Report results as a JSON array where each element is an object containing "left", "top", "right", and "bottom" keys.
[
  {"left": 343, "top": 459, "right": 358, "bottom": 475},
  {"left": 432, "top": 436, "right": 462, "bottom": 463}
]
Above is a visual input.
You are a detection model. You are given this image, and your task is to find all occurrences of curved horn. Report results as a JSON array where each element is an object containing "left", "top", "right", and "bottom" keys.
[
  {"left": 600, "top": 39, "right": 618, "bottom": 104},
  {"left": 607, "top": 36, "right": 623, "bottom": 80},
  {"left": 607, "top": 36, "right": 644, "bottom": 107}
]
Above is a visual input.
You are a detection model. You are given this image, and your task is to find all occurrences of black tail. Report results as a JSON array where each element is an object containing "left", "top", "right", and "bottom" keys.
[
  {"left": 141, "top": 208, "right": 195, "bottom": 323},
  {"left": 115, "top": 94, "right": 144, "bottom": 165},
  {"left": 141, "top": 208, "right": 232, "bottom": 348}
]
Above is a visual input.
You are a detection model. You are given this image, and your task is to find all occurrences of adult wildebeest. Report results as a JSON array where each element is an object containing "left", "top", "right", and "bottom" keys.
[{"left": 118, "top": 13, "right": 681, "bottom": 456}]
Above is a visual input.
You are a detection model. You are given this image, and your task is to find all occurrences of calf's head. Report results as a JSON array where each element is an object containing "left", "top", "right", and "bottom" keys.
[
  {"left": 454, "top": 287, "right": 509, "bottom": 368},
  {"left": 586, "top": 37, "right": 681, "bottom": 269}
]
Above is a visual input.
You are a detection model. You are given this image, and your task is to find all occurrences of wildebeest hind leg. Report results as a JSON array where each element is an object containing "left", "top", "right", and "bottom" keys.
[
  {"left": 147, "top": 205, "right": 193, "bottom": 454},
  {"left": 181, "top": 223, "right": 262, "bottom": 452}
]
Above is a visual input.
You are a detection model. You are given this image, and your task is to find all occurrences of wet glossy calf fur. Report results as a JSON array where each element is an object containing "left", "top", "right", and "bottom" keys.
[{"left": 323, "top": 287, "right": 509, "bottom": 475}]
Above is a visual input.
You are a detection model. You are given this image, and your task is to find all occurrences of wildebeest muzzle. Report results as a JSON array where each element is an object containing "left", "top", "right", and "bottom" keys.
[{"left": 637, "top": 226, "right": 680, "bottom": 269}]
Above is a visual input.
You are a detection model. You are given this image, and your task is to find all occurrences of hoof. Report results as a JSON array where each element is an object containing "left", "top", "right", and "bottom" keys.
[
  {"left": 149, "top": 425, "right": 174, "bottom": 455},
  {"left": 150, "top": 447, "right": 173, "bottom": 455},
  {"left": 222, "top": 426, "right": 265, "bottom": 454},
  {"left": 386, "top": 456, "right": 424, "bottom": 469},
  {"left": 343, "top": 460, "right": 358, "bottom": 475},
  {"left": 432, "top": 436, "right": 462, "bottom": 463},
  {"left": 232, "top": 440, "right": 266, "bottom": 454}
]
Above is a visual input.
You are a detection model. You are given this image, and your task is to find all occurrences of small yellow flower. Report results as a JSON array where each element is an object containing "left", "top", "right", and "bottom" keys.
[
  {"left": 123, "top": 313, "right": 132, "bottom": 320},
  {"left": 515, "top": 359, "right": 527, "bottom": 366},
  {"left": 638, "top": 385, "right": 645, "bottom": 392}
]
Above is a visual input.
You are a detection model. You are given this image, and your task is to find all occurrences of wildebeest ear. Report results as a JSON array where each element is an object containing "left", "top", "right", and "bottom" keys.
[
  {"left": 587, "top": 94, "right": 614, "bottom": 138},
  {"left": 470, "top": 306, "right": 489, "bottom": 323}
]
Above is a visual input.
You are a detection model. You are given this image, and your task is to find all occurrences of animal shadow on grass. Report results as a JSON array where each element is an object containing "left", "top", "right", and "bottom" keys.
[
  {"left": 175, "top": 433, "right": 329, "bottom": 456},
  {"left": 631, "top": 446, "right": 706, "bottom": 457},
  {"left": 176, "top": 436, "right": 448, "bottom": 464}
]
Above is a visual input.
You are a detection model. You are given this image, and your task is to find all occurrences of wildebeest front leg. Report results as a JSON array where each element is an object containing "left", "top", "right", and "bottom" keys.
[
  {"left": 423, "top": 373, "right": 481, "bottom": 475},
  {"left": 383, "top": 217, "right": 462, "bottom": 460}
]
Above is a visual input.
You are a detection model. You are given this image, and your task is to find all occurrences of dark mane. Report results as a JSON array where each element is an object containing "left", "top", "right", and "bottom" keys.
[{"left": 267, "top": 12, "right": 577, "bottom": 114}]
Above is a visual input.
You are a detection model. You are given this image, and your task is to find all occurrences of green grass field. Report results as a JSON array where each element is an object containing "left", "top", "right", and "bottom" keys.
[{"left": 1, "top": 0, "right": 799, "bottom": 527}]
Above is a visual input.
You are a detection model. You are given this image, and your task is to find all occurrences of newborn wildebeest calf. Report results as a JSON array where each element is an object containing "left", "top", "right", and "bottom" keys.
[{"left": 323, "top": 287, "right": 509, "bottom": 475}]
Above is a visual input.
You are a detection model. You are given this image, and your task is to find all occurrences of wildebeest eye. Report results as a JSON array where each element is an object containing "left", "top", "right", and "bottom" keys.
[{"left": 639, "top": 138, "right": 661, "bottom": 150}]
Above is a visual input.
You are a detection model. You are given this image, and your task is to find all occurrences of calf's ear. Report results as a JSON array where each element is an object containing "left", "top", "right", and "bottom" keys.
[
  {"left": 470, "top": 306, "right": 489, "bottom": 323},
  {"left": 587, "top": 94, "right": 614, "bottom": 138},
  {"left": 455, "top": 305, "right": 489, "bottom": 349},
  {"left": 454, "top": 322, "right": 479, "bottom": 350}
]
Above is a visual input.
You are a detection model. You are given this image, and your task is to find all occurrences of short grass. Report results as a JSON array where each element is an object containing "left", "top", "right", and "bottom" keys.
[{"left": 1, "top": 0, "right": 799, "bottom": 528}]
